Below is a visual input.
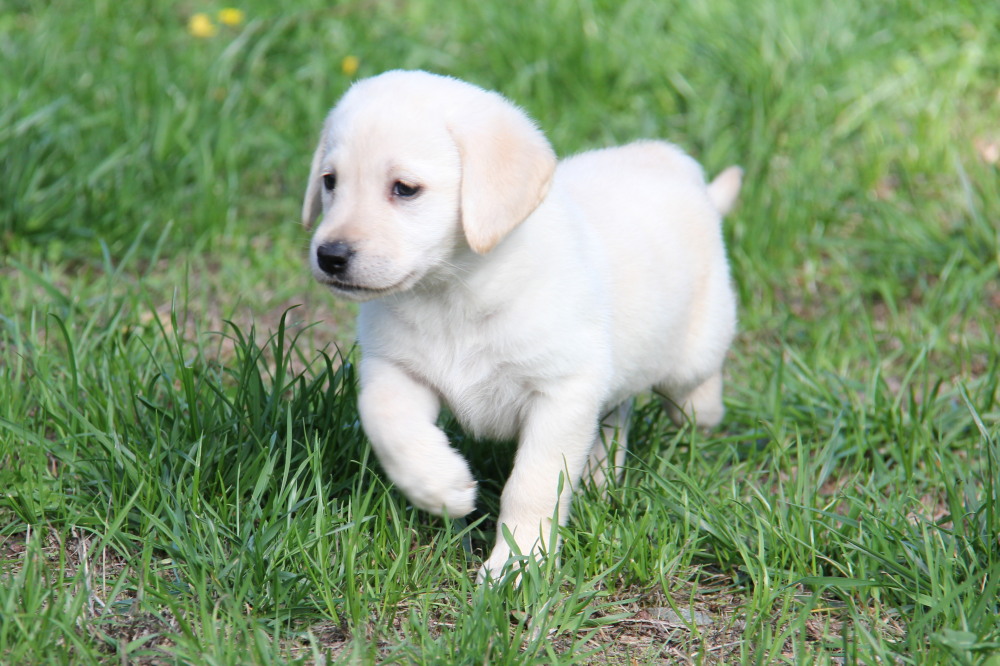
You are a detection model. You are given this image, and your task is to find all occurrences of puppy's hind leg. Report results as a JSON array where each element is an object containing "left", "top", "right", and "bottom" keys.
[
  {"left": 657, "top": 371, "right": 725, "bottom": 429},
  {"left": 582, "top": 400, "right": 632, "bottom": 491}
]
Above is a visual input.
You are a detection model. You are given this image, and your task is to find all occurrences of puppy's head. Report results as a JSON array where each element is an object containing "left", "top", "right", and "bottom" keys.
[{"left": 302, "top": 70, "right": 556, "bottom": 301}]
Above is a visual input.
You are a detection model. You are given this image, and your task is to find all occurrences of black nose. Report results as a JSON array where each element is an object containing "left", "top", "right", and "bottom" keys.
[{"left": 316, "top": 241, "right": 354, "bottom": 276}]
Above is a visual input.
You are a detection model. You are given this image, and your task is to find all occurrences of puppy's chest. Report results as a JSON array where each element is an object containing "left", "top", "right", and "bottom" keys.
[{"left": 387, "top": 321, "right": 538, "bottom": 440}]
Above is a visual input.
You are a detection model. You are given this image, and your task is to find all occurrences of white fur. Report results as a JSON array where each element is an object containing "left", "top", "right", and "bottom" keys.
[{"left": 303, "top": 70, "right": 741, "bottom": 582}]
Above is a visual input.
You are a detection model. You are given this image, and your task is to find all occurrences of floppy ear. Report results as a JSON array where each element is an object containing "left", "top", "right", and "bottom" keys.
[
  {"left": 450, "top": 92, "right": 557, "bottom": 254},
  {"left": 301, "top": 116, "right": 332, "bottom": 228}
]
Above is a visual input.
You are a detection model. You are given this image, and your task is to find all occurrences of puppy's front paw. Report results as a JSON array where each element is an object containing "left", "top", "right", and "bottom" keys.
[
  {"left": 477, "top": 542, "right": 515, "bottom": 585},
  {"left": 401, "top": 447, "right": 478, "bottom": 517},
  {"left": 476, "top": 525, "right": 560, "bottom": 585},
  {"left": 431, "top": 476, "right": 478, "bottom": 518}
]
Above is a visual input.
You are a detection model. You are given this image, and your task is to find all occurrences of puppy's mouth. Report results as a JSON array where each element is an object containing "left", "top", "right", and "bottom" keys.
[{"left": 317, "top": 273, "right": 417, "bottom": 301}]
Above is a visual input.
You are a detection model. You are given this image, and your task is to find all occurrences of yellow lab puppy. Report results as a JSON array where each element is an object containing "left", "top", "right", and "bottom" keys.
[{"left": 303, "top": 70, "right": 741, "bottom": 582}]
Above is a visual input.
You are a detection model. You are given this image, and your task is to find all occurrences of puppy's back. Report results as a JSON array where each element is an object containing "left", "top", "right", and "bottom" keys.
[{"left": 552, "top": 140, "right": 735, "bottom": 402}]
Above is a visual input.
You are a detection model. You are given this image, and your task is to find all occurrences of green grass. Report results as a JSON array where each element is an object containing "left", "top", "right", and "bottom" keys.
[{"left": 2, "top": 0, "right": 999, "bottom": 663}]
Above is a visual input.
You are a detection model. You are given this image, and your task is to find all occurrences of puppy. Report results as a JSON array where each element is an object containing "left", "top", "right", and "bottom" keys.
[{"left": 302, "top": 70, "right": 741, "bottom": 582}]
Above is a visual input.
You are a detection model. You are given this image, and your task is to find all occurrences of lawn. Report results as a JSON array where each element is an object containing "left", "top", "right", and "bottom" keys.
[{"left": 2, "top": 0, "right": 998, "bottom": 663}]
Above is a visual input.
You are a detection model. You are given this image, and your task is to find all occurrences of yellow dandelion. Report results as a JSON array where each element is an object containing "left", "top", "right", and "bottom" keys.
[
  {"left": 218, "top": 8, "right": 245, "bottom": 27},
  {"left": 341, "top": 55, "right": 360, "bottom": 77},
  {"left": 188, "top": 12, "right": 218, "bottom": 38}
]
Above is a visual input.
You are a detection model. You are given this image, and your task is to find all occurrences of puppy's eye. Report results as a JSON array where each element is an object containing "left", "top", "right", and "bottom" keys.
[
  {"left": 322, "top": 173, "right": 337, "bottom": 192},
  {"left": 392, "top": 181, "right": 421, "bottom": 198}
]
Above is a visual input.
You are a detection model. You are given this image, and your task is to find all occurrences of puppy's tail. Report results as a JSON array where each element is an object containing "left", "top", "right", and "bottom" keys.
[{"left": 707, "top": 166, "right": 743, "bottom": 216}]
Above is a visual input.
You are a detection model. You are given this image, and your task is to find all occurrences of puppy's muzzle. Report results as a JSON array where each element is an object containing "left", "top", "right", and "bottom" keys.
[{"left": 316, "top": 241, "right": 354, "bottom": 277}]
